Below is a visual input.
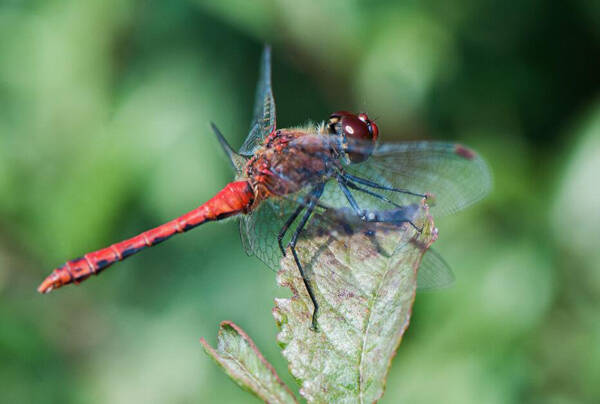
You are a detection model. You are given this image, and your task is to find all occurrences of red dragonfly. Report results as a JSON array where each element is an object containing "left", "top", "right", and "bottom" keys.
[{"left": 39, "top": 46, "right": 491, "bottom": 329}]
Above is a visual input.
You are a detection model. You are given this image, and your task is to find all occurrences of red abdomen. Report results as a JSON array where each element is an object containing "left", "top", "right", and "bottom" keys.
[{"left": 38, "top": 181, "right": 254, "bottom": 293}]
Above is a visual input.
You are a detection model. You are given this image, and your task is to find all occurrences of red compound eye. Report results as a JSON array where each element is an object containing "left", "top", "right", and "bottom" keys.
[
  {"left": 328, "top": 111, "right": 379, "bottom": 163},
  {"left": 357, "top": 113, "right": 369, "bottom": 122},
  {"left": 341, "top": 114, "right": 371, "bottom": 142},
  {"left": 357, "top": 112, "right": 378, "bottom": 141}
]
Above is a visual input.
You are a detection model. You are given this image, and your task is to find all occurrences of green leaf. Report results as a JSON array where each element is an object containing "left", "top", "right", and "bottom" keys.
[
  {"left": 273, "top": 202, "right": 437, "bottom": 403},
  {"left": 200, "top": 321, "right": 298, "bottom": 404}
]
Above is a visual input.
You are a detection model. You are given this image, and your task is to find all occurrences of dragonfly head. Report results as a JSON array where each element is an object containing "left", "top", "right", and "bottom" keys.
[{"left": 328, "top": 111, "right": 379, "bottom": 163}]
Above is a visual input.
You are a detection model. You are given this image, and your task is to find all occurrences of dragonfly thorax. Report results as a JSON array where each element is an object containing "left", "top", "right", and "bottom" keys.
[{"left": 244, "top": 129, "right": 338, "bottom": 201}]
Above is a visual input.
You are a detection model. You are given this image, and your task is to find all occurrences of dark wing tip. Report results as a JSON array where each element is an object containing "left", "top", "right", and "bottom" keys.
[
  {"left": 452, "top": 143, "right": 493, "bottom": 207},
  {"left": 454, "top": 144, "right": 477, "bottom": 160}
]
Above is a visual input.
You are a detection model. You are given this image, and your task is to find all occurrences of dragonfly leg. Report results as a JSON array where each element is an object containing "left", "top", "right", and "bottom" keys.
[
  {"left": 343, "top": 173, "right": 427, "bottom": 198},
  {"left": 338, "top": 176, "right": 423, "bottom": 232},
  {"left": 343, "top": 178, "right": 403, "bottom": 209},
  {"left": 336, "top": 176, "right": 367, "bottom": 220},
  {"left": 287, "top": 183, "right": 325, "bottom": 331},
  {"left": 277, "top": 204, "right": 304, "bottom": 257}
]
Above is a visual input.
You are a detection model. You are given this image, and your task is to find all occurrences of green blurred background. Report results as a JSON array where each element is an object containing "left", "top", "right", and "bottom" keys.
[{"left": 1, "top": 1, "right": 599, "bottom": 403}]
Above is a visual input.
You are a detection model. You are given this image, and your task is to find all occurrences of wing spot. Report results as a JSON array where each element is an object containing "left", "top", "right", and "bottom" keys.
[{"left": 454, "top": 144, "right": 476, "bottom": 160}]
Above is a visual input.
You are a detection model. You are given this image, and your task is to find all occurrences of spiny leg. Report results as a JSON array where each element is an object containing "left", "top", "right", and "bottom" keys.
[
  {"left": 336, "top": 176, "right": 366, "bottom": 219},
  {"left": 287, "top": 183, "right": 325, "bottom": 331},
  {"left": 343, "top": 173, "right": 427, "bottom": 198},
  {"left": 344, "top": 180, "right": 422, "bottom": 231},
  {"left": 338, "top": 176, "right": 422, "bottom": 232},
  {"left": 277, "top": 192, "right": 331, "bottom": 256},
  {"left": 277, "top": 204, "right": 304, "bottom": 256},
  {"left": 343, "top": 178, "right": 402, "bottom": 209}
]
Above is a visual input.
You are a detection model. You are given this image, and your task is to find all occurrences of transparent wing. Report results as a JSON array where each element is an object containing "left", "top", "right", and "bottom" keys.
[
  {"left": 239, "top": 188, "right": 406, "bottom": 273},
  {"left": 278, "top": 135, "right": 491, "bottom": 218},
  {"left": 341, "top": 141, "right": 492, "bottom": 218},
  {"left": 241, "top": 196, "right": 453, "bottom": 291},
  {"left": 416, "top": 248, "right": 455, "bottom": 291},
  {"left": 240, "top": 196, "right": 307, "bottom": 271},
  {"left": 239, "top": 45, "right": 276, "bottom": 156},
  {"left": 240, "top": 178, "right": 457, "bottom": 292}
]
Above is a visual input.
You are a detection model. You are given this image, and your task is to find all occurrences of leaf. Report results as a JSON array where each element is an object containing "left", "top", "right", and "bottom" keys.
[
  {"left": 273, "top": 202, "right": 437, "bottom": 403},
  {"left": 200, "top": 321, "right": 298, "bottom": 404}
]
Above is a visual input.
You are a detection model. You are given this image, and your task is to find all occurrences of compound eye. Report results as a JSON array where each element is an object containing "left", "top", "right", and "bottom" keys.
[
  {"left": 357, "top": 113, "right": 369, "bottom": 123},
  {"left": 328, "top": 110, "right": 354, "bottom": 128},
  {"left": 328, "top": 111, "right": 378, "bottom": 163},
  {"left": 357, "top": 113, "right": 378, "bottom": 141},
  {"left": 341, "top": 114, "right": 371, "bottom": 142},
  {"left": 330, "top": 111, "right": 354, "bottom": 119},
  {"left": 340, "top": 114, "right": 375, "bottom": 163},
  {"left": 369, "top": 120, "right": 379, "bottom": 141}
]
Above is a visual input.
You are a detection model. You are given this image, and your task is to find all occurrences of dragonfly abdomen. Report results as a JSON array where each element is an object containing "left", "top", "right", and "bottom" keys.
[{"left": 38, "top": 181, "right": 254, "bottom": 293}]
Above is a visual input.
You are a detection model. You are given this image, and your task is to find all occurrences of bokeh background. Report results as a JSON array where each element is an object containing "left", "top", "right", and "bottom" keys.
[{"left": 1, "top": 1, "right": 599, "bottom": 403}]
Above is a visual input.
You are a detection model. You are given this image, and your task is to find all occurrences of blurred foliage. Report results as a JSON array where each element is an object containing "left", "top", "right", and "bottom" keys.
[{"left": 0, "top": 1, "right": 598, "bottom": 403}]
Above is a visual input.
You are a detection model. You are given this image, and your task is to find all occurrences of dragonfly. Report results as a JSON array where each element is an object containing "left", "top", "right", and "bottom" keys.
[{"left": 38, "top": 46, "right": 491, "bottom": 330}]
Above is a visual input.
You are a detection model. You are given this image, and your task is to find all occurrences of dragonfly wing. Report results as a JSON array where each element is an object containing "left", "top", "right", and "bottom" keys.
[
  {"left": 416, "top": 248, "right": 455, "bottom": 291},
  {"left": 239, "top": 45, "right": 276, "bottom": 156},
  {"left": 240, "top": 185, "right": 346, "bottom": 272},
  {"left": 240, "top": 186, "right": 455, "bottom": 290},
  {"left": 344, "top": 141, "right": 492, "bottom": 217},
  {"left": 240, "top": 197, "right": 302, "bottom": 271},
  {"left": 279, "top": 135, "right": 491, "bottom": 217}
]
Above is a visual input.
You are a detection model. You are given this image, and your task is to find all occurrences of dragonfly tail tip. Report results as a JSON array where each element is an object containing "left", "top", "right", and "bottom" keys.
[{"left": 37, "top": 273, "right": 59, "bottom": 294}]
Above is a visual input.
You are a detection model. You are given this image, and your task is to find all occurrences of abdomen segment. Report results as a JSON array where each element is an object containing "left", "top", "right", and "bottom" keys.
[{"left": 38, "top": 181, "right": 254, "bottom": 293}]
